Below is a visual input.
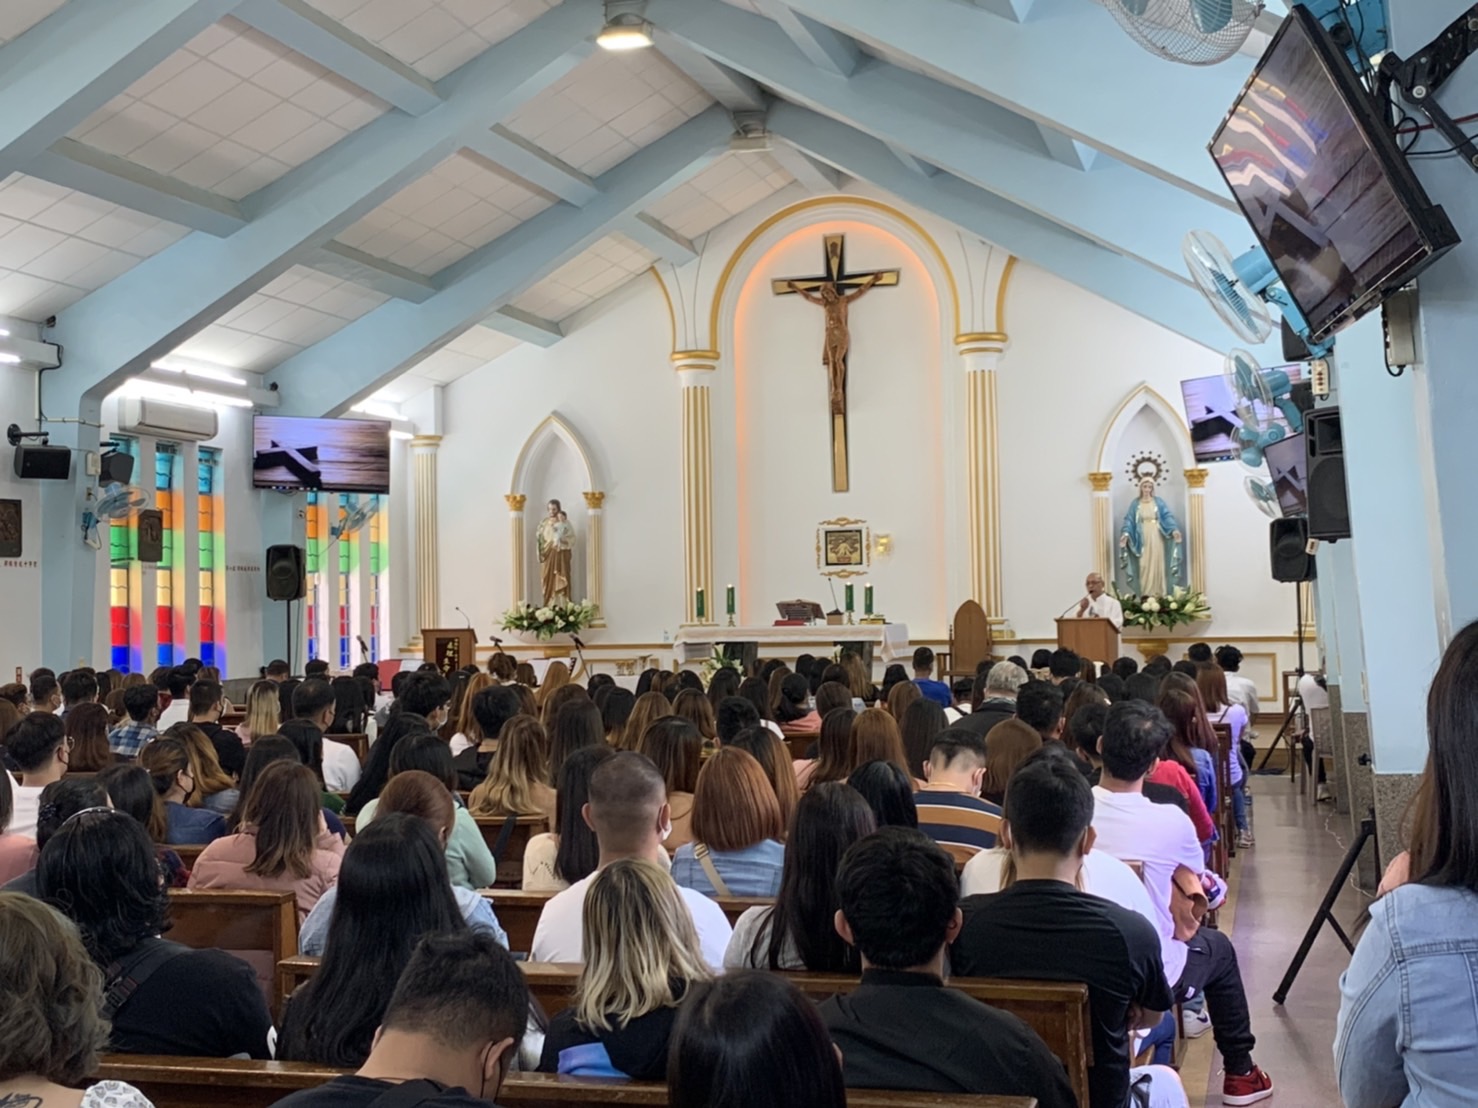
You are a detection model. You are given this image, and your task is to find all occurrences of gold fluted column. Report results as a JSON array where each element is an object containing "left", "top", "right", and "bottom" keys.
[
  {"left": 583, "top": 491, "right": 606, "bottom": 625},
  {"left": 1184, "top": 467, "right": 1209, "bottom": 594},
  {"left": 675, "top": 352, "right": 716, "bottom": 625},
  {"left": 1089, "top": 472, "right": 1114, "bottom": 581},
  {"left": 411, "top": 435, "right": 442, "bottom": 632},
  {"left": 505, "top": 495, "right": 526, "bottom": 607},
  {"left": 958, "top": 334, "right": 1007, "bottom": 632}
]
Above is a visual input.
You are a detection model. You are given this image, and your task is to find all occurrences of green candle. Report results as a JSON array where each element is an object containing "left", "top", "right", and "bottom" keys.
[
  {"left": 864, "top": 582, "right": 874, "bottom": 616},
  {"left": 845, "top": 583, "right": 854, "bottom": 612},
  {"left": 696, "top": 587, "right": 706, "bottom": 621},
  {"left": 726, "top": 584, "right": 736, "bottom": 617}
]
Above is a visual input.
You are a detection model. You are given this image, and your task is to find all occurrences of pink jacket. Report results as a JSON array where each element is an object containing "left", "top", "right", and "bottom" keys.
[
  {"left": 0, "top": 833, "right": 37, "bottom": 885},
  {"left": 187, "top": 828, "right": 344, "bottom": 921}
]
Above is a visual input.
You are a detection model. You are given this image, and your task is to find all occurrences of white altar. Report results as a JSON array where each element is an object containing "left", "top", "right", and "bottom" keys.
[{"left": 672, "top": 623, "right": 910, "bottom": 671}]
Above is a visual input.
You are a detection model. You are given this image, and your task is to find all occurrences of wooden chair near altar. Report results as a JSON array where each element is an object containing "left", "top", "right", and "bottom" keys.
[{"left": 938, "top": 600, "right": 994, "bottom": 682}]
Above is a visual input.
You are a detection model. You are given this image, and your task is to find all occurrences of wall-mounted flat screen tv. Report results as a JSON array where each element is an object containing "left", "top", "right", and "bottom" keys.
[
  {"left": 1209, "top": 5, "right": 1459, "bottom": 343},
  {"left": 1262, "top": 432, "right": 1308, "bottom": 516},
  {"left": 1180, "top": 364, "right": 1304, "bottom": 464},
  {"left": 252, "top": 416, "right": 390, "bottom": 494}
]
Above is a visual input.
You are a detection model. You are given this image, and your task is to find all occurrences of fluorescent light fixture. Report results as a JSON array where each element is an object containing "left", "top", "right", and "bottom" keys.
[
  {"left": 598, "top": 1, "right": 652, "bottom": 49},
  {"left": 150, "top": 357, "right": 248, "bottom": 386},
  {"left": 351, "top": 400, "right": 405, "bottom": 421},
  {"left": 121, "top": 379, "right": 253, "bottom": 410}
]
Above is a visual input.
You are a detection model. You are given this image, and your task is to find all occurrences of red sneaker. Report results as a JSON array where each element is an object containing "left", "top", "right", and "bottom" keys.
[{"left": 1223, "top": 1065, "right": 1274, "bottom": 1105}]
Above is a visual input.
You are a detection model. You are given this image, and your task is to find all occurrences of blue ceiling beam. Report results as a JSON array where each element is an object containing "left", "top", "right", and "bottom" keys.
[
  {"left": 311, "top": 242, "right": 435, "bottom": 301},
  {"left": 752, "top": 0, "right": 862, "bottom": 76},
  {"left": 648, "top": 0, "right": 1248, "bottom": 280},
  {"left": 42, "top": 2, "right": 594, "bottom": 417},
  {"left": 652, "top": 31, "right": 768, "bottom": 112},
  {"left": 762, "top": 0, "right": 1245, "bottom": 207},
  {"left": 233, "top": 0, "right": 442, "bottom": 116},
  {"left": 484, "top": 307, "right": 565, "bottom": 347},
  {"left": 769, "top": 139, "right": 844, "bottom": 191},
  {"left": 0, "top": 0, "right": 239, "bottom": 177},
  {"left": 463, "top": 126, "right": 598, "bottom": 206},
  {"left": 622, "top": 212, "right": 699, "bottom": 263},
  {"left": 269, "top": 106, "right": 733, "bottom": 416},
  {"left": 769, "top": 103, "right": 1271, "bottom": 357},
  {"left": 1037, "top": 124, "right": 1100, "bottom": 171},
  {"left": 969, "top": 0, "right": 1037, "bottom": 21}
]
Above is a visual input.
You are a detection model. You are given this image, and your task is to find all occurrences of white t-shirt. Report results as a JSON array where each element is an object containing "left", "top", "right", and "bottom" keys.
[
  {"left": 959, "top": 846, "right": 1158, "bottom": 924},
  {"left": 530, "top": 866, "right": 733, "bottom": 970},
  {"left": 321, "top": 738, "right": 362, "bottom": 792},
  {"left": 1089, "top": 786, "right": 1204, "bottom": 985},
  {"left": 10, "top": 783, "right": 44, "bottom": 840},
  {"left": 1224, "top": 673, "right": 1260, "bottom": 720},
  {"left": 157, "top": 700, "right": 190, "bottom": 731},
  {"left": 1297, "top": 673, "right": 1330, "bottom": 712},
  {"left": 449, "top": 731, "right": 474, "bottom": 757}
]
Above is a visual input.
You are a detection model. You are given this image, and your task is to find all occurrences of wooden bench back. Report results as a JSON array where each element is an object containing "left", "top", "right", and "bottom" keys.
[
  {"left": 486, "top": 888, "right": 771, "bottom": 954},
  {"left": 326, "top": 732, "right": 369, "bottom": 765},
  {"left": 93, "top": 1057, "right": 1036, "bottom": 1108},
  {"left": 786, "top": 731, "right": 820, "bottom": 761},
  {"left": 472, "top": 814, "right": 548, "bottom": 887},
  {"left": 165, "top": 889, "right": 297, "bottom": 1019}
]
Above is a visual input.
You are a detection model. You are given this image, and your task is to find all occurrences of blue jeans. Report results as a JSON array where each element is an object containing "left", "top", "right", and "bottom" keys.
[{"left": 1232, "top": 781, "right": 1248, "bottom": 832}]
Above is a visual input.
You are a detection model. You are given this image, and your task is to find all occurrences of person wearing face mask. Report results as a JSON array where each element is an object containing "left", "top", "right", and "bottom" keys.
[
  {"left": 530, "top": 753, "right": 731, "bottom": 971},
  {"left": 139, "top": 737, "right": 226, "bottom": 844},
  {"left": 4, "top": 712, "right": 73, "bottom": 840},
  {"left": 913, "top": 729, "right": 1002, "bottom": 860}
]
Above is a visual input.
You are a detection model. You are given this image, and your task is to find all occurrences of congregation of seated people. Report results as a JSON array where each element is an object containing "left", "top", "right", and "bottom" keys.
[{"left": 30, "top": 635, "right": 1469, "bottom": 1108}]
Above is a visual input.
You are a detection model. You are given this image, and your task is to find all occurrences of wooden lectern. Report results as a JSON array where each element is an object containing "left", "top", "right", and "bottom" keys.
[
  {"left": 1056, "top": 617, "right": 1119, "bottom": 664},
  {"left": 423, "top": 628, "right": 476, "bottom": 675}
]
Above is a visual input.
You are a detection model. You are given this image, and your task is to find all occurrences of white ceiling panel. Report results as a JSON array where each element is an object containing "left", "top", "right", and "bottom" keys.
[
  {"left": 0, "top": 173, "right": 190, "bottom": 322},
  {"left": 67, "top": 16, "right": 389, "bottom": 200},
  {"left": 334, "top": 150, "right": 556, "bottom": 275},
  {"left": 167, "top": 263, "right": 388, "bottom": 373},
  {"left": 304, "top": 0, "right": 562, "bottom": 80},
  {"left": 644, "top": 152, "right": 793, "bottom": 239},
  {"left": 511, "top": 232, "right": 656, "bottom": 321},
  {"left": 503, "top": 49, "right": 712, "bottom": 176},
  {"left": 374, "top": 323, "right": 521, "bottom": 401},
  {"left": 0, "top": 0, "right": 68, "bottom": 45}
]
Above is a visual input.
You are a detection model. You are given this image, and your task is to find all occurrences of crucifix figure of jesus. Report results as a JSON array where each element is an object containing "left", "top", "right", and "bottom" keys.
[{"left": 772, "top": 234, "right": 900, "bottom": 492}]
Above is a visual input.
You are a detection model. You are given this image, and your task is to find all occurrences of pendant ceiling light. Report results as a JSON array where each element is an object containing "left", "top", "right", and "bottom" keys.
[{"left": 598, "top": 0, "right": 653, "bottom": 50}]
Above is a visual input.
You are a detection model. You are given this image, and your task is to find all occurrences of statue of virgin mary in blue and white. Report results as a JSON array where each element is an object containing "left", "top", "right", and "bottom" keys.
[{"left": 1118, "top": 476, "right": 1184, "bottom": 596}]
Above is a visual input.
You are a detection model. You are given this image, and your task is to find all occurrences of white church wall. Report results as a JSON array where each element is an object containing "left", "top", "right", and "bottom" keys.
[{"left": 0, "top": 365, "right": 46, "bottom": 670}]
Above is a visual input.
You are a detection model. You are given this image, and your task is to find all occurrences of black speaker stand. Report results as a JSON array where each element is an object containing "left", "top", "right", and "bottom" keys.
[
  {"left": 1257, "top": 583, "right": 1307, "bottom": 777},
  {"left": 1273, "top": 810, "right": 1376, "bottom": 1005}
]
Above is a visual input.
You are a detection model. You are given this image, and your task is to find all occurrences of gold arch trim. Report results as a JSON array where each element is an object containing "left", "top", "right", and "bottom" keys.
[
  {"left": 995, "top": 256, "right": 1018, "bottom": 334},
  {"left": 707, "top": 196, "right": 961, "bottom": 353},
  {"left": 671, "top": 349, "right": 721, "bottom": 364},
  {"left": 649, "top": 267, "right": 676, "bottom": 352},
  {"left": 956, "top": 332, "right": 1008, "bottom": 345}
]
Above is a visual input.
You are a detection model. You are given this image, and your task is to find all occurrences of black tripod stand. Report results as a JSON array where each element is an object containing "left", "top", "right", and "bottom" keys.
[
  {"left": 1273, "top": 810, "right": 1376, "bottom": 1004},
  {"left": 1256, "top": 583, "right": 1308, "bottom": 778}
]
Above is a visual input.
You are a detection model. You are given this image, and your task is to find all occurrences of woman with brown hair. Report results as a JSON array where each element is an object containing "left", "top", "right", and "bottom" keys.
[
  {"left": 1196, "top": 664, "right": 1252, "bottom": 847},
  {"left": 979, "top": 719, "right": 1043, "bottom": 806},
  {"left": 163, "top": 722, "right": 238, "bottom": 816},
  {"left": 1152, "top": 688, "right": 1217, "bottom": 845},
  {"left": 898, "top": 698, "right": 947, "bottom": 781},
  {"left": 620, "top": 691, "right": 674, "bottom": 753},
  {"left": 514, "top": 661, "right": 538, "bottom": 687},
  {"left": 469, "top": 716, "right": 556, "bottom": 828},
  {"left": 672, "top": 688, "right": 718, "bottom": 744},
  {"left": 448, "top": 672, "right": 495, "bottom": 756},
  {"left": 0, "top": 682, "right": 29, "bottom": 711},
  {"left": 672, "top": 748, "right": 785, "bottom": 898},
  {"left": 886, "top": 678, "right": 921, "bottom": 721},
  {"left": 774, "top": 673, "right": 820, "bottom": 736},
  {"left": 839, "top": 653, "right": 875, "bottom": 705},
  {"left": 64, "top": 702, "right": 113, "bottom": 773},
  {"left": 0, "top": 893, "right": 156, "bottom": 1107},
  {"left": 639, "top": 717, "right": 704, "bottom": 849},
  {"left": 850, "top": 708, "right": 911, "bottom": 780},
  {"left": 139, "top": 738, "right": 226, "bottom": 845},
  {"left": 536, "top": 661, "right": 572, "bottom": 716},
  {"left": 548, "top": 696, "right": 604, "bottom": 788},
  {"left": 188, "top": 760, "right": 344, "bottom": 920},
  {"left": 765, "top": 665, "right": 793, "bottom": 717},
  {"left": 795, "top": 706, "right": 856, "bottom": 792}
]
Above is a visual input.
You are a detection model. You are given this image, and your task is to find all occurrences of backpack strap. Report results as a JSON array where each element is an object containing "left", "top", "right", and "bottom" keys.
[
  {"left": 694, "top": 843, "right": 732, "bottom": 898},
  {"left": 101, "top": 939, "right": 190, "bottom": 1021},
  {"left": 366, "top": 1079, "right": 450, "bottom": 1108},
  {"left": 490, "top": 812, "right": 519, "bottom": 861}
]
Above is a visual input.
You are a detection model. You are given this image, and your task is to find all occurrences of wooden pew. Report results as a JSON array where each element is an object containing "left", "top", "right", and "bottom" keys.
[
  {"left": 93, "top": 1056, "right": 1036, "bottom": 1108},
  {"left": 472, "top": 814, "right": 548, "bottom": 887},
  {"left": 170, "top": 843, "right": 206, "bottom": 868},
  {"left": 786, "top": 731, "right": 820, "bottom": 761},
  {"left": 485, "top": 889, "right": 771, "bottom": 954},
  {"left": 326, "top": 732, "right": 369, "bottom": 766},
  {"left": 166, "top": 889, "right": 297, "bottom": 1019}
]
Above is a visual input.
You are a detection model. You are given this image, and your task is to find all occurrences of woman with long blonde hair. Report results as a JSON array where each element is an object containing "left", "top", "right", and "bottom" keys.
[
  {"left": 619, "top": 692, "right": 673, "bottom": 753},
  {"left": 468, "top": 716, "right": 556, "bottom": 827},
  {"left": 164, "top": 722, "right": 239, "bottom": 815},
  {"left": 449, "top": 672, "right": 495, "bottom": 757},
  {"left": 536, "top": 661, "right": 572, "bottom": 716},
  {"left": 538, "top": 858, "right": 712, "bottom": 1079},
  {"left": 236, "top": 679, "right": 281, "bottom": 746}
]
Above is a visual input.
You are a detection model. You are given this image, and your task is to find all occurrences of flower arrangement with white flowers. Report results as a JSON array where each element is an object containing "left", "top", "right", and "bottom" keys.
[
  {"left": 500, "top": 599, "right": 599, "bottom": 641},
  {"left": 1115, "top": 586, "right": 1211, "bottom": 631}
]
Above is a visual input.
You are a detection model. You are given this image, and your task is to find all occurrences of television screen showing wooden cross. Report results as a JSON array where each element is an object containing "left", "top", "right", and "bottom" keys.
[{"left": 772, "top": 234, "right": 900, "bottom": 493}]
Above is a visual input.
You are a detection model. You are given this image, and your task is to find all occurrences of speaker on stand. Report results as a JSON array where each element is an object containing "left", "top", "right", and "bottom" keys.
[
  {"left": 1306, "top": 409, "right": 1350, "bottom": 541},
  {"left": 265, "top": 544, "right": 306, "bottom": 677}
]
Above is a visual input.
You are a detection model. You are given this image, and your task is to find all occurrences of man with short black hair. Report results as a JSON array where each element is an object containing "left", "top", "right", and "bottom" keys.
[
  {"left": 59, "top": 670, "right": 98, "bottom": 717},
  {"left": 913, "top": 729, "right": 1001, "bottom": 856},
  {"left": 953, "top": 749, "right": 1187, "bottom": 1108},
  {"left": 157, "top": 668, "right": 194, "bottom": 730},
  {"left": 264, "top": 659, "right": 291, "bottom": 682},
  {"left": 716, "top": 696, "right": 760, "bottom": 745},
  {"left": 944, "top": 677, "right": 975, "bottom": 723},
  {"left": 6, "top": 711, "right": 69, "bottom": 838},
  {"left": 959, "top": 661, "right": 1028, "bottom": 739},
  {"left": 818, "top": 828, "right": 1073, "bottom": 1108},
  {"left": 399, "top": 671, "right": 453, "bottom": 727},
  {"left": 188, "top": 680, "right": 246, "bottom": 776},
  {"left": 911, "top": 647, "right": 953, "bottom": 709},
  {"left": 29, "top": 673, "right": 60, "bottom": 714},
  {"left": 1187, "top": 643, "right": 1213, "bottom": 665},
  {"left": 271, "top": 931, "right": 527, "bottom": 1108},
  {"left": 1049, "top": 648, "right": 1082, "bottom": 684},
  {"left": 453, "top": 685, "right": 523, "bottom": 791},
  {"left": 293, "top": 678, "right": 361, "bottom": 792},
  {"left": 1111, "top": 656, "right": 1139, "bottom": 681},
  {"left": 531, "top": 752, "right": 731, "bottom": 968},
  {"left": 109, "top": 685, "right": 161, "bottom": 759},
  {"left": 1215, "top": 646, "right": 1260, "bottom": 720},
  {"left": 1016, "top": 681, "right": 1066, "bottom": 742},
  {"left": 1092, "top": 702, "right": 1272, "bottom": 1105},
  {"left": 304, "top": 658, "right": 331, "bottom": 679},
  {"left": 1095, "top": 672, "right": 1128, "bottom": 703}
]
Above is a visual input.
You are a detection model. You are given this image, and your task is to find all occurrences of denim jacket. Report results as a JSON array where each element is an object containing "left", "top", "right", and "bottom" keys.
[{"left": 1336, "top": 882, "right": 1478, "bottom": 1107}]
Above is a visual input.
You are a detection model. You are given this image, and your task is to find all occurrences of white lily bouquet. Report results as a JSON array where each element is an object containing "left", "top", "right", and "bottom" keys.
[{"left": 500, "top": 599, "right": 599, "bottom": 641}]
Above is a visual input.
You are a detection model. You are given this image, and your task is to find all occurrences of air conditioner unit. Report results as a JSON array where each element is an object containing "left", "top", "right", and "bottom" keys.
[{"left": 117, "top": 397, "right": 219, "bottom": 442}]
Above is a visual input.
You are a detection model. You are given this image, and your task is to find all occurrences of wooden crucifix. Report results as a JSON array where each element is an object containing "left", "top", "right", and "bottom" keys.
[{"left": 772, "top": 234, "right": 900, "bottom": 492}]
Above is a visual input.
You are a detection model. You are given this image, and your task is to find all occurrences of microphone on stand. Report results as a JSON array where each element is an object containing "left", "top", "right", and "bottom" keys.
[
  {"left": 356, "top": 635, "right": 370, "bottom": 660},
  {"left": 1058, "top": 598, "right": 1087, "bottom": 619},
  {"left": 455, "top": 605, "right": 474, "bottom": 630},
  {"left": 827, "top": 579, "right": 842, "bottom": 614}
]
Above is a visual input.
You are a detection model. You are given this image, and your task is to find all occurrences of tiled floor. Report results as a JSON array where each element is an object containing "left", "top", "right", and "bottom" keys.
[{"left": 1183, "top": 774, "right": 1372, "bottom": 1107}]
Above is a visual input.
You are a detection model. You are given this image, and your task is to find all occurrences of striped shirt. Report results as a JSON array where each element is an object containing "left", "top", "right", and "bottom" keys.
[{"left": 913, "top": 790, "right": 1003, "bottom": 855}]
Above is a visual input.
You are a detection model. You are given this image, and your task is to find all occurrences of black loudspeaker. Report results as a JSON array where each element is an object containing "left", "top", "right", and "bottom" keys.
[
  {"left": 100, "top": 451, "right": 135, "bottom": 485},
  {"left": 1270, "top": 518, "right": 1317, "bottom": 582},
  {"left": 265, "top": 544, "right": 306, "bottom": 601},
  {"left": 137, "top": 510, "right": 163, "bottom": 563},
  {"left": 13, "top": 444, "right": 71, "bottom": 480},
  {"left": 1306, "top": 408, "right": 1350, "bottom": 541}
]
